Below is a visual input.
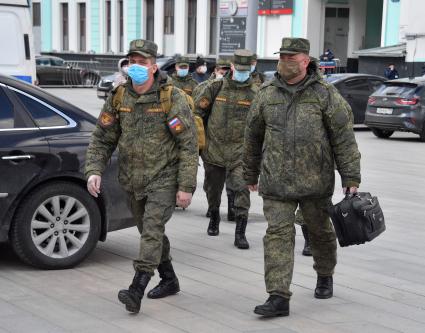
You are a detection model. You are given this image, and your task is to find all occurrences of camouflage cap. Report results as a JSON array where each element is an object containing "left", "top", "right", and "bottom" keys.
[
  {"left": 176, "top": 55, "right": 190, "bottom": 66},
  {"left": 232, "top": 49, "right": 254, "bottom": 71},
  {"left": 274, "top": 37, "right": 310, "bottom": 55},
  {"left": 252, "top": 53, "right": 258, "bottom": 61},
  {"left": 127, "top": 39, "right": 158, "bottom": 58},
  {"left": 216, "top": 57, "right": 231, "bottom": 69}
]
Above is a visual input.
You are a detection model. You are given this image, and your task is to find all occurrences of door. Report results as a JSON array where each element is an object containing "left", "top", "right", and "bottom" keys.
[
  {"left": 338, "top": 78, "right": 371, "bottom": 124},
  {"left": 0, "top": 85, "right": 49, "bottom": 225},
  {"left": 324, "top": 7, "right": 349, "bottom": 67}
]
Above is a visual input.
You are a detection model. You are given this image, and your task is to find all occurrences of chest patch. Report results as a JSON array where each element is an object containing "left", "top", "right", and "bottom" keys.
[
  {"left": 215, "top": 96, "right": 227, "bottom": 102},
  {"left": 237, "top": 100, "right": 251, "bottom": 107},
  {"left": 146, "top": 107, "right": 164, "bottom": 113},
  {"left": 119, "top": 106, "right": 133, "bottom": 112}
]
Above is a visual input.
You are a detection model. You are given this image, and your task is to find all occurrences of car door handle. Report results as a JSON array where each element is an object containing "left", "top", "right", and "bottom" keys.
[{"left": 2, "top": 155, "right": 34, "bottom": 161}]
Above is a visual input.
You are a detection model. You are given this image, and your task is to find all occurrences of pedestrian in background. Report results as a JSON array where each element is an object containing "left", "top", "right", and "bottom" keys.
[
  {"left": 113, "top": 57, "right": 129, "bottom": 88},
  {"left": 244, "top": 37, "right": 361, "bottom": 317},
  {"left": 170, "top": 55, "right": 198, "bottom": 96},
  {"left": 194, "top": 49, "right": 258, "bottom": 249},
  {"left": 85, "top": 39, "right": 198, "bottom": 314},
  {"left": 192, "top": 56, "right": 209, "bottom": 83},
  {"left": 384, "top": 63, "right": 399, "bottom": 80}
]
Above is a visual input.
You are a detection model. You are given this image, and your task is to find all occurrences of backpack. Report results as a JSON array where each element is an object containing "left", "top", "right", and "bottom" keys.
[{"left": 112, "top": 84, "right": 206, "bottom": 151}]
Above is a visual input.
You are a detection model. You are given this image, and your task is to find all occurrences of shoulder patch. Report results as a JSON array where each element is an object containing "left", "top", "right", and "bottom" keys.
[
  {"left": 199, "top": 97, "right": 210, "bottom": 109},
  {"left": 98, "top": 111, "right": 115, "bottom": 128},
  {"left": 168, "top": 116, "right": 185, "bottom": 135}
]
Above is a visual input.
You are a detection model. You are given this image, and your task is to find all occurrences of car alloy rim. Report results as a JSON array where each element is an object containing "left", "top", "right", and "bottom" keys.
[{"left": 30, "top": 195, "right": 90, "bottom": 258}]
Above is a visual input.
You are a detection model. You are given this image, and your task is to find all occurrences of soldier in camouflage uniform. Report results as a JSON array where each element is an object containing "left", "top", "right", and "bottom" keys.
[
  {"left": 171, "top": 55, "right": 198, "bottom": 96},
  {"left": 250, "top": 53, "right": 265, "bottom": 87},
  {"left": 295, "top": 208, "right": 312, "bottom": 256},
  {"left": 85, "top": 39, "right": 198, "bottom": 314},
  {"left": 243, "top": 38, "right": 361, "bottom": 317},
  {"left": 192, "top": 58, "right": 237, "bottom": 221},
  {"left": 194, "top": 49, "right": 258, "bottom": 249}
]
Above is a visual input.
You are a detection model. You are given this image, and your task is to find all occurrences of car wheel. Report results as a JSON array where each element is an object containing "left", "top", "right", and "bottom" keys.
[
  {"left": 419, "top": 123, "right": 425, "bottom": 142},
  {"left": 10, "top": 182, "right": 101, "bottom": 269},
  {"left": 371, "top": 128, "right": 394, "bottom": 139}
]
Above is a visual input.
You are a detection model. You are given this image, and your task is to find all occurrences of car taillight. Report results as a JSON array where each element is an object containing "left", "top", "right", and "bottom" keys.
[
  {"left": 368, "top": 97, "right": 376, "bottom": 105},
  {"left": 395, "top": 97, "right": 418, "bottom": 105}
]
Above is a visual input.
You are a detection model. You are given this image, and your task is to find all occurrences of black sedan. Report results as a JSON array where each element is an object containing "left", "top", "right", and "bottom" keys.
[
  {"left": 365, "top": 77, "right": 425, "bottom": 141},
  {"left": 263, "top": 72, "right": 387, "bottom": 125},
  {"left": 0, "top": 74, "right": 133, "bottom": 269},
  {"left": 36, "top": 55, "right": 100, "bottom": 86}
]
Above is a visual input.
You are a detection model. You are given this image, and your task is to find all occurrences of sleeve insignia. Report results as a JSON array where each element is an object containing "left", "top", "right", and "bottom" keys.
[
  {"left": 98, "top": 111, "right": 115, "bottom": 127},
  {"left": 199, "top": 97, "right": 210, "bottom": 109},
  {"left": 168, "top": 117, "right": 185, "bottom": 135}
]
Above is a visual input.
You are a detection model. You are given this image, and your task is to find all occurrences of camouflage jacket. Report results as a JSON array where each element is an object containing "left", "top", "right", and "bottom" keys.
[
  {"left": 251, "top": 70, "right": 265, "bottom": 87},
  {"left": 85, "top": 72, "right": 199, "bottom": 199},
  {"left": 243, "top": 62, "right": 361, "bottom": 200},
  {"left": 171, "top": 73, "right": 198, "bottom": 96},
  {"left": 192, "top": 73, "right": 216, "bottom": 100},
  {"left": 194, "top": 75, "right": 258, "bottom": 168}
]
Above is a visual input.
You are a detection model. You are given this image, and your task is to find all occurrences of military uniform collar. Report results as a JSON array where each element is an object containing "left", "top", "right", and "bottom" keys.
[
  {"left": 127, "top": 72, "right": 165, "bottom": 97},
  {"left": 172, "top": 73, "right": 194, "bottom": 82},
  {"left": 225, "top": 73, "right": 252, "bottom": 88}
]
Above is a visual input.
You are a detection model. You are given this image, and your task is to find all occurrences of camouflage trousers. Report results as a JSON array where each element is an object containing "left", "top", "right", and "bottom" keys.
[
  {"left": 204, "top": 162, "right": 250, "bottom": 218},
  {"left": 203, "top": 164, "right": 234, "bottom": 206},
  {"left": 295, "top": 209, "right": 306, "bottom": 226},
  {"left": 263, "top": 197, "right": 337, "bottom": 299},
  {"left": 129, "top": 189, "right": 176, "bottom": 275}
]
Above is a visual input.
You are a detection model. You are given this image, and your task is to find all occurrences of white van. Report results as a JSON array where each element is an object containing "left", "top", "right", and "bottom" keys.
[{"left": 0, "top": 0, "right": 36, "bottom": 84}]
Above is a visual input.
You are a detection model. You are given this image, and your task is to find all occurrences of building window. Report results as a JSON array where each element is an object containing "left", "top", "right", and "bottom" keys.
[
  {"left": 32, "top": 2, "right": 41, "bottom": 27},
  {"left": 61, "top": 3, "right": 69, "bottom": 51},
  {"left": 187, "top": 0, "right": 197, "bottom": 54},
  {"left": 119, "top": 0, "right": 124, "bottom": 52},
  {"left": 78, "top": 3, "right": 86, "bottom": 52},
  {"left": 106, "top": 0, "right": 111, "bottom": 52},
  {"left": 164, "top": 0, "right": 174, "bottom": 34},
  {"left": 146, "top": 0, "right": 154, "bottom": 41},
  {"left": 209, "top": 0, "right": 217, "bottom": 54}
]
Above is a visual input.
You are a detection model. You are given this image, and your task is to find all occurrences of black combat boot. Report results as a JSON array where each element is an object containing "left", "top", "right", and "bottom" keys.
[
  {"left": 147, "top": 261, "right": 180, "bottom": 299},
  {"left": 301, "top": 224, "right": 312, "bottom": 256},
  {"left": 206, "top": 207, "right": 212, "bottom": 218},
  {"left": 118, "top": 271, "right": 151, "bottom": 313},
  {"left": 314, "top": 275, "right": 333, "bottom": 299},
  {"left": 207, "top": 208, "right": 220, "bottom": 236},
  {"left": 254, "top": 295, "right": 290, "bottom": 317},
  {"left": 227, "top": 192, "right": 235, "bottom": 221},
  {"left": 234, "top": 216, "right": 249, "bottom": 249}
]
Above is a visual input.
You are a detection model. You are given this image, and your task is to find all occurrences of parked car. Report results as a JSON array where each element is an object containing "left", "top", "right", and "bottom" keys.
[
  {"left": 0, "top": 74, "right": 133, "bottom": 269},
  {"left": 97, "top": 56, "right": 216, "bottom": 99},
  {"left": 262, "top": 72, "right": 386, "bottom": 125},
  {"left": 365, "top": 77, "right": 425, "bottom": 141},
  {"left": 36, "top": 55, "right": 100, "bottom": 86}
]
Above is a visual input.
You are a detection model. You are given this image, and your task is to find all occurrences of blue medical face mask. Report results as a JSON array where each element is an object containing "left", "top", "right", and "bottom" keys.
[
  {"left": 233, "top": 70, "right": 250, "bottom": 83},
  {"left": 250, "top": 64, "right": 256, "bottom": 73},
  {"left": 177, "top": 68, "right": 189, "bottom": 77},
  {"left": 128, "top": 64, "right": 150, "bottom": 85}
]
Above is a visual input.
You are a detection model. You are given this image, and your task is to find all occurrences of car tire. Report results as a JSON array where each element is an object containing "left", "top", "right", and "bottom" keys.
[
  {"left": 419, "top": 123, "right": 425, "bottom": 142},
  {"left": 371, "top": 128, "right": 394, "bottom": 139},
  {"left": 10, "top": 182, "right": 101, "bottom": 269}
]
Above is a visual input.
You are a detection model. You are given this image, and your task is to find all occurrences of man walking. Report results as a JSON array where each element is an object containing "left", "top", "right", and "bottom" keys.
[
  {"left": 244, "top": 37, "right": 361, "bottom": 316},
  {"left": 194, "top": 49, "right": 258, "bottom": 249},
  {"left": 171, "top": 55, "right": 198, "bottom": 96},
  {"left": 85, "top": 39, "right": 198, "bottom": 314}
]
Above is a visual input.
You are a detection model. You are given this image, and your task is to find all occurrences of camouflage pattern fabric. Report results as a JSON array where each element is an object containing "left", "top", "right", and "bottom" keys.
[
  {"left": 251, "top": 70, "right": 265, "bottom": 87},
  {"left": 243, "top": 61, "right": 361, "bottom": 200},
  {"left": 263, "top": 197, "right": 336, "bottom": 299},
  {"left": 204, "top": 162, "right": 250, "bottom": 218},
  {"left": 130, "top": 189, "right": 176, "bottom": 274},
  {"left": 171, "top": 73, "right": 198, "bottom": 96},
  {"left": 294, "top": 208, "right": 305, "bottom": 226},
  {"left": 85, "top": 72, "right": 199, "bottom": 199}
]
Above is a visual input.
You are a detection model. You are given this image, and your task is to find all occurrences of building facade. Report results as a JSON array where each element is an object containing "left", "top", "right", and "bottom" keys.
[{"left": 31, "top": 0, "right": 424, "bottom": 70}]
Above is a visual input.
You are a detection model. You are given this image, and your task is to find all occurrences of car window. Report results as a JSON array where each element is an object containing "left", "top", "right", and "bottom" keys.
[
  {"left": 51, "top": 58, "right": 64, "bottom": 66},
  {"left": 343, "top": 79, "right": 369, "bottom": 91},
  {"left": 15, "top": 92, "right": 68, "bottom": 127},
  {"left": 370, "top": 80, "right": 385, "bottom": 91},
  {"left": 0, "top": 88, "right": 15, "bottom": 129},
  {"left": 375, "top": 83, "right": 418, "bottom": 98},
  {"left": 36, "top": 58, "right": 50, "bottom": 66}
]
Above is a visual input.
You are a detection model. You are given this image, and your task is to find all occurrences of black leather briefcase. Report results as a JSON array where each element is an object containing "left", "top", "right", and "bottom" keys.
[{"left": 328, "top": 192, "right": 386, "bottom": 247}]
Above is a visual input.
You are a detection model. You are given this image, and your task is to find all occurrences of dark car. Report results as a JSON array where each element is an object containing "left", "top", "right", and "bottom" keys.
[
  {"left": 0, "top": 74, "right": 133, "bottom": 269},
  {"left": 97, "top": 56, "right": 216, "bottom": 99},
  {"left": 365, "top": 77, "right": 425, "bottom": 141},
  {"left": 262, "top": 72, "right": 386, "bottom": 125},
  {"left": 36, "top": 55, "right": 101, "bottom": 86}
]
